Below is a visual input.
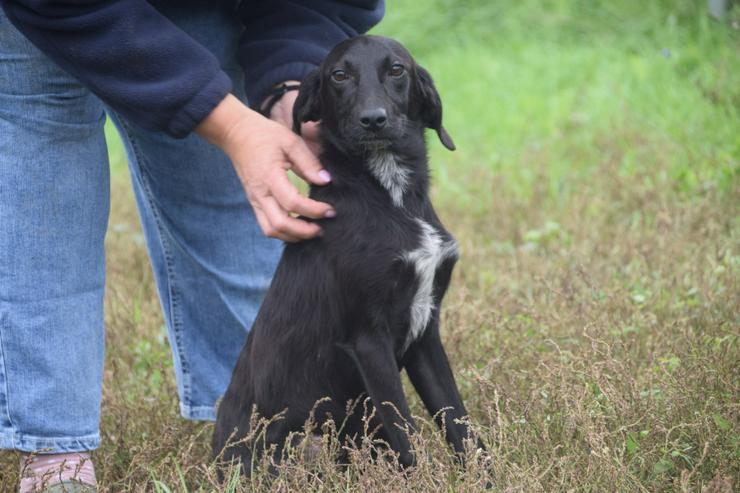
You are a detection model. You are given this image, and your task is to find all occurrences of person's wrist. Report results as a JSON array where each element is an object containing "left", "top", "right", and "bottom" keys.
[{"left": 196, "top": 93, "right": 263, "bottom": 155}]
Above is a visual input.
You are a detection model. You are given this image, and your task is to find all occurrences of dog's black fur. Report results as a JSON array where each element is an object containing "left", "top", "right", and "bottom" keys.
[{"left": 213, "top": 35, "right": 481, "bottom": 474}]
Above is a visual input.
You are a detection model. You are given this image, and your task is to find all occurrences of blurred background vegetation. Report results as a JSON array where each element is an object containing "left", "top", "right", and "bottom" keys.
[{"left": 372, "top": 0, "right": 739, "bottom": 210}]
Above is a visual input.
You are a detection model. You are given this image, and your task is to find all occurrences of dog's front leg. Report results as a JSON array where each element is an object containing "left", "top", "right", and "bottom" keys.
[
  {"left": 403, "top": 318, "right": 483, "bottom": 457},
  {"left": 339, "top": 333, "right": 417, "bottom": 468}
]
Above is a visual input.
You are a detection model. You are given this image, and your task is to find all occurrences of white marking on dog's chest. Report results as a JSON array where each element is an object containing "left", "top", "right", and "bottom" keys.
[
  {"left": 367, "top": 151, "right": 409, "bottom": 207},
  {"left": 402, "top": 219, "right": 459, "bottom": 350}
]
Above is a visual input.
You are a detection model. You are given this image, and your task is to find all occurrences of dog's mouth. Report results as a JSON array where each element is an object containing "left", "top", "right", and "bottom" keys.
[{"left": 357, "top": 137, "right": 392, "bottom": 151}]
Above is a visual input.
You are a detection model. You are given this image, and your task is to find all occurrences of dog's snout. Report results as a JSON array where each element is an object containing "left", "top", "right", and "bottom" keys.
[{"left": 359, "top": 108, "right": 387, "bottom": 130}]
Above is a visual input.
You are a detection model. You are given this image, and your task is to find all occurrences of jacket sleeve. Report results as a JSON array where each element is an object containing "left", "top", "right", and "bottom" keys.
[
  {"left": 1, "top": 0, "right": 232, "bottom": 138},
  {"left": 238, "top": 0, "right": 384, "bottom": 110}
]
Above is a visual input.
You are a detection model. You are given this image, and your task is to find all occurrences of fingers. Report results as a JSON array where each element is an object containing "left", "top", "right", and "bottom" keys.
[
  {"left": 285, "top": 137, "right": 331, "bottom": 186},
  {"left": 253, "top": 193, "right": 323, "bottom": 242},
  {"left": 251, "top": 206, "right": 292, "bottom": 242},
  {"left": 269, "top": 168, "right": 334, "bottom": 219}
]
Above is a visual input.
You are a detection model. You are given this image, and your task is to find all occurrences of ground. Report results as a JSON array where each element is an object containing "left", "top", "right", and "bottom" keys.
[{"left": 1, "top": 1, "right": 738, "bottom": 491}]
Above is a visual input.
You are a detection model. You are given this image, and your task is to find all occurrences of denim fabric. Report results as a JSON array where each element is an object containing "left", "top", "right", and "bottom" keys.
[{"left": 0, "top": 4, "right": 282, "bottom": 453}]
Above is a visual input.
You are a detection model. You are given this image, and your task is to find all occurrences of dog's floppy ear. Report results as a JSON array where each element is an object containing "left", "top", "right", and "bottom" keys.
[
  {"left": 292, "top": 68, "right": 321, "bottom": 135},
  {"left": 414, "top": 65, "right": 455, "bottom": 151}
]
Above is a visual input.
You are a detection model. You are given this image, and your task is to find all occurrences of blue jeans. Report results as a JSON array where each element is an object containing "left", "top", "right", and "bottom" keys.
[{"left": 0, "top": 4, "right": 282, "bottom": 453}]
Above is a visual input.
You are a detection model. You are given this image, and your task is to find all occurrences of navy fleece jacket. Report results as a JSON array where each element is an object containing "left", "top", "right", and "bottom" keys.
[{"left": 1, "top": 0, "right": 383, "bottom": 138}]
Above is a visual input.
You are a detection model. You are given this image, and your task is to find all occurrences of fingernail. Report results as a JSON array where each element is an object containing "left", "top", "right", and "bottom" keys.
[
  {"left": 324, "top": 209, "right": 336, "bottom": 218},
  {"left": 318, "top": 170, "right": 332, "bottom": 183}
]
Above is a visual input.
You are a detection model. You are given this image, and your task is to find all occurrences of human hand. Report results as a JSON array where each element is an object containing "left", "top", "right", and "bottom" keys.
[
  {"left": 265, "top": 80, "right": 321, "bottom": 156},
  {"left": 196, "top": 94, "right": 334, "bottom": 242}
]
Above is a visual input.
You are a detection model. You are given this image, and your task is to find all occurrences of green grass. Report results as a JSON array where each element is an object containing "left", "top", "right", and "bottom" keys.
[{"left": 2, "top": 1, "right": 738, "bottom": 491}]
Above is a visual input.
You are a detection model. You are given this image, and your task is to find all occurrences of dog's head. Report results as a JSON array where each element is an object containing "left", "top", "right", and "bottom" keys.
[{"left": 293, "top": 35, "right": 455, "bottom": 153}]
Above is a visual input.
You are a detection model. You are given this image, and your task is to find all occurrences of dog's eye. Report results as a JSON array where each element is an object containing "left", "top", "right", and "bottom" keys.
[
  {"left": 389, "top": 64, "right": 405, "bottom": 77},
  {"left": 331, "top": 69, "right": 348, "bottom": 82}
]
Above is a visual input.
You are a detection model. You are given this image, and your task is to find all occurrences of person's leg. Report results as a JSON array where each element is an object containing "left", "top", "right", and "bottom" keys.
[
  {"left": 107, "top": 2, "right": 282, "bottom": 421},
  {"left": 0, "top": 5, "right": 108, "bottom": 489}
]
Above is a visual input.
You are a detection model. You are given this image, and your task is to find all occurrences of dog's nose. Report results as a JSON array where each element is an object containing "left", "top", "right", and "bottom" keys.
[{"left": 359, "top": 108, "right": 387, "bottom": 130}]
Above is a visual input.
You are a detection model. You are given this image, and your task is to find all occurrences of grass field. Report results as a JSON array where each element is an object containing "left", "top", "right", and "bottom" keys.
[{"left": 2, "top": 1, "right": 738, "bottom": 491}]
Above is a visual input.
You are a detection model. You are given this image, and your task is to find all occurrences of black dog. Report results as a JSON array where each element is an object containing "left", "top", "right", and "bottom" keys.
[{"left": 213, "top": 35, "right": 481, "bottom": 474}]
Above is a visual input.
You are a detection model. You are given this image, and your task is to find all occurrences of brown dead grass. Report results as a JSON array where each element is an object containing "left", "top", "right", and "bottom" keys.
[{"left": 1, "top": 145, "right": 736, "bottom": 492}]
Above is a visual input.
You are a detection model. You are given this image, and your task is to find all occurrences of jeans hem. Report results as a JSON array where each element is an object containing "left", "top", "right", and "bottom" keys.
[
  {"left": 180, "top": 402, "right": 216, "bottom": 422},
  {"left": 0, "top": 429, "right": 100, "bottom": 453}
]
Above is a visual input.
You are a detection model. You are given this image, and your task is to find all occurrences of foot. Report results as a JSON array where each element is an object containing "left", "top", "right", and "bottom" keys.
[{"left": 19, "top": 452, "right": 97, "bottom": 493}]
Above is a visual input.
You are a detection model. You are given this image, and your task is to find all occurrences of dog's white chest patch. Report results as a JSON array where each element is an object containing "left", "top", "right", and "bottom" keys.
[
  {"left": 367, "top": 151, "right": 409, "bottom": 207},
  {"left": 402, "top": 219, "right": 459, "bottom": 350}
]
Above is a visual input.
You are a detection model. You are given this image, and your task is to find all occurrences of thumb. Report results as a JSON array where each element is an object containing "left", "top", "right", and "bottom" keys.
[{"left": 285, "top": 136, "right": 331, "bottom": 186}]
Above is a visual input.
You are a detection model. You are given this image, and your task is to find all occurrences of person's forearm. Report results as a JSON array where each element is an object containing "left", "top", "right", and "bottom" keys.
[{"left": 237, "top": 0, "right": 384, "bottom": 108}]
